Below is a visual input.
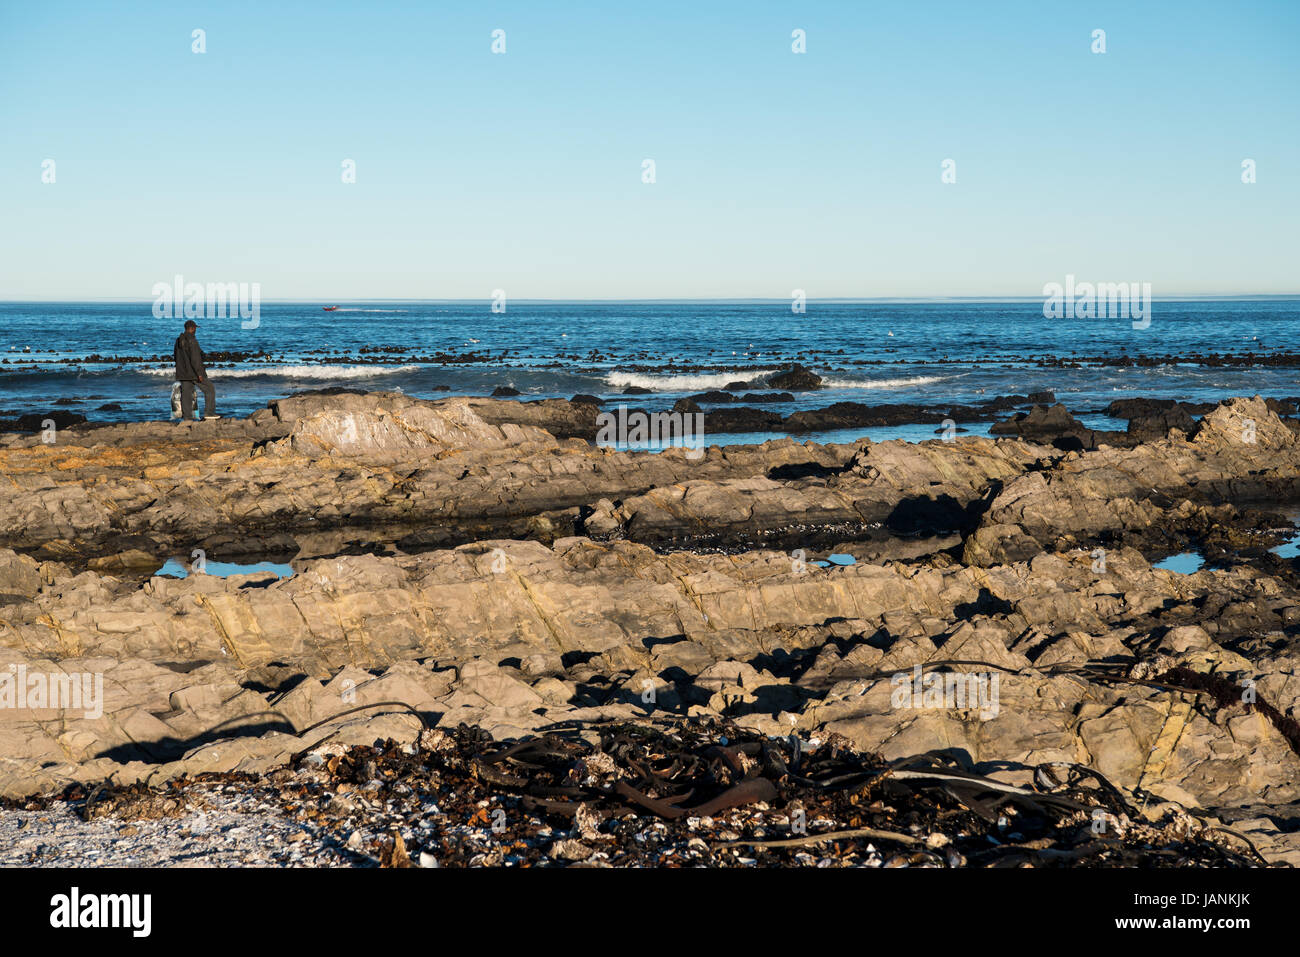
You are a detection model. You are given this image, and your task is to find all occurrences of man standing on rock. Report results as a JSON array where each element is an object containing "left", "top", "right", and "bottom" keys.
[{"left": 173, "top": 319, "right": 218, "bottom": 420}]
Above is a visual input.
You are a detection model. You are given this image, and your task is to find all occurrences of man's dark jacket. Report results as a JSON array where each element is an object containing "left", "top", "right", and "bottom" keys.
[{"left": 173, "top": 332, "right": 206, "bottom": 382}]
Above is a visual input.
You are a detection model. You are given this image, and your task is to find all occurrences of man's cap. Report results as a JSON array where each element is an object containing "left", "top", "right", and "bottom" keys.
[{"left": 184, "top": 320, "right": 198, "bottom": 330}]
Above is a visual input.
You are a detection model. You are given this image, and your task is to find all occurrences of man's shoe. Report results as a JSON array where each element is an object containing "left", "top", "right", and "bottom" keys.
[{"left": 203, "top": 414, "right": 222, "bottom": 420}]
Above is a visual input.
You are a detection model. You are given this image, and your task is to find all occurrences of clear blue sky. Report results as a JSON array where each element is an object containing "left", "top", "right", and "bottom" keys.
[{"left": 1, "top": 0, "right": 1296, "bottom": 299}]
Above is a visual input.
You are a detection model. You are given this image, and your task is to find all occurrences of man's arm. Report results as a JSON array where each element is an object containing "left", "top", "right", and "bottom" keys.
[{"left": 189, "top": 338, "right": 207, "bottom": 382}]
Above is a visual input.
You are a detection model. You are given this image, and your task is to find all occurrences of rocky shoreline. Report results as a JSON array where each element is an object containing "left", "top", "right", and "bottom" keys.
[{"left": 2, "top": 389, "right": 1299, "bottom": 866}]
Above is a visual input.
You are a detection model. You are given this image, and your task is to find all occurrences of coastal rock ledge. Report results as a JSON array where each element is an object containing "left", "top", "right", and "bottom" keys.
[{"left": 1, "top": 391, "right": 1298, "bottom": 866}]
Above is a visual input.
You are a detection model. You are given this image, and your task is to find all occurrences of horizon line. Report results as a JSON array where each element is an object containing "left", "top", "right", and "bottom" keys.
[{"left": 3, "top": 294, "right": 1299, "bottom": 305}]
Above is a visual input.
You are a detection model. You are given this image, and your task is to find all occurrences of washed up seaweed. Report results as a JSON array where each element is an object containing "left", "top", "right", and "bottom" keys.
[{"left": 17, "top": 718, "right": 1266, "bottom": 868}]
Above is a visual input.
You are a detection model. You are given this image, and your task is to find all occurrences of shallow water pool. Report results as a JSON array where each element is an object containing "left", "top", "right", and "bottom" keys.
[
  {"left": 1152, "top": 552, "right": 1206, "bottom": 574},
  {"left": 154, "top": 558, "right": 295, "bottom": 579}
]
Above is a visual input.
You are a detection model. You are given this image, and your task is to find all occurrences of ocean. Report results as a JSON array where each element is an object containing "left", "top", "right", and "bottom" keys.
[{"left": 2, "top": 299, "right": 1297, "bottom": 445}]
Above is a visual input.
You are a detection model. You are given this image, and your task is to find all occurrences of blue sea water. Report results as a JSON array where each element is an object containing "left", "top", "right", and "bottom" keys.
[
  {"left": 1275, "top": 531, "right": 1300, "bottom": 560},
  {"left": 154, "top": 558, "right": 295, "bottom": 580},
  {"left": 1, "top": 299, "right": 1297, "bottom": 445},
  {"left": 1153, "top": 552, "right": 1207, "bottom": 575}
]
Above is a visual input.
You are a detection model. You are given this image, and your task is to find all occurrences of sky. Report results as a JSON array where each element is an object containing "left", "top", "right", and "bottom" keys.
[{"left": 0, "top": 0, "right": 1297, "bottom": 300}]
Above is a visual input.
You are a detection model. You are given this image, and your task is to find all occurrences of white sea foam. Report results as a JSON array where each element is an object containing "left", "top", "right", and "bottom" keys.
[
  {"left": 604, "top": 371, "right": 778, "bottom": 392},
  {"left": 819, "top": 374, "right": 956, "bottom": 389},
  {"left": 605, "top": 370, "right": 959, "bottom": 392},
  {"left": 140, "top": 364, "right": 419, "bottom": 380}
]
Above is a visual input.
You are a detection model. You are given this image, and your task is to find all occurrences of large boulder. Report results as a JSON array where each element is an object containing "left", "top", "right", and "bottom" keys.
[
  {"left": 990, "top": 403, "right": 1128, "bottom": 450},
  {"left": 0, "top": 550, "right": 42, "bottom": 604},
  {"left": 767, "top": 364, "right": 823, "bottom": 391},
  {"left": 1126, "top": 405, "right": 1199, "bottom": 442},
  {"left": 269, "top": 397, "right": 556, "bottom": 460}
]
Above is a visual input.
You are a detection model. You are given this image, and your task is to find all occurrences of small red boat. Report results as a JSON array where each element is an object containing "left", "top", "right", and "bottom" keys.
[{"left": 322, "top": 306, "right": 339, "bottom": 311}]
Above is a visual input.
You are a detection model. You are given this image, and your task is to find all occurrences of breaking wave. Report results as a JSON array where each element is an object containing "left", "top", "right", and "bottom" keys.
[
  {"left": 604, "top": 371, "right": 778, "bottom": 392},
  {"left": 819, "top": 374, "right": 958, "bottom": 389},
  {"left": 606, "top": 371, "right": 961, "bottom": 393},
  {"left": 140, "top": 364, "right": 420, "bottom": 380}
]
